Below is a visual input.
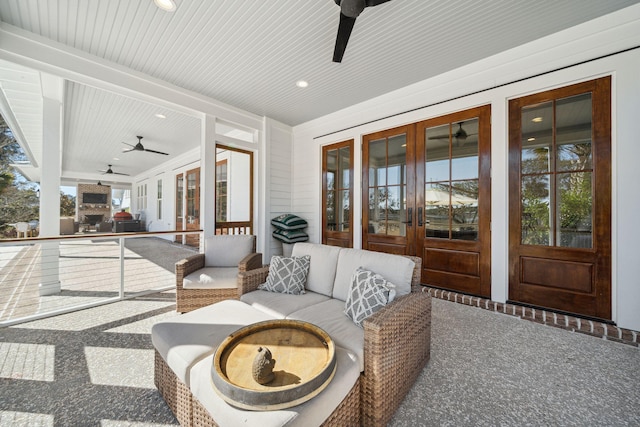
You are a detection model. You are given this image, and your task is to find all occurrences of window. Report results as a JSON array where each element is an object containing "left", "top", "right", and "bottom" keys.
[{"left": 157, "top": 179, "right": 163, "bottom": 220}]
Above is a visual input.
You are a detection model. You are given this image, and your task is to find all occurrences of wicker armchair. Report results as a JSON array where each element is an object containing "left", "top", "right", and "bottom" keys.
[{"left": 175, "top": 235, "right": 262, "bottom": 313}]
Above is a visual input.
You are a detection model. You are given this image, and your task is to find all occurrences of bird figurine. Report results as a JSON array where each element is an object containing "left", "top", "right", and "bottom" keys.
[{"left": 252, "top": 346, "right": 276, "bottom": 385}]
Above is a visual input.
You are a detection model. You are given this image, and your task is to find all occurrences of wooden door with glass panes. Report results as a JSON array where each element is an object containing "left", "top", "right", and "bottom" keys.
[
  {"left": 416, "top": 105, "right": 492, "bottom": 297},
  {"left": 185, "top": 167, "right": 200, "bottom": 248},
  {"left": 362, "top": 125, "right": 416, "bottom": 255},
  {"left": 322, "top": 140, "right": 353, "bottom": 247},
  {"left": 508, "top": 77, "right": 611, "bottom": 320}
]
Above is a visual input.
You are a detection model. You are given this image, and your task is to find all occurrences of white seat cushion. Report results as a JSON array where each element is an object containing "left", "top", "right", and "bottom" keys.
[
  {"left": 333, "top": 248, "right": 415, "bottom": 301},
  {"left": 287, "top": 299, "right": 365, "bottom": 371},
  {"left": 151, "top": 300, "right": 274, "bottom": 386},
  {"left": 240, "top": 289, "right": 330, "bottom": 319},
  {"left": 183, "top": 267, "right": 238, "bottom": 289},
  {"left": 205, "top": 235, "right": 254, "bottom": 267},
  {"left": 291, "top": 243, "right": 342, "bottom": 297},
  {"left": 189, "top": 347, "right": 360, "bottom": 427}
]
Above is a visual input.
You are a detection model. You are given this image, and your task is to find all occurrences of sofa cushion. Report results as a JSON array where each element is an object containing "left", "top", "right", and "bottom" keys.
[
  {"left": 189, "top": 347, "right": 360, "bottom": 427},
  {"left": 259, "top": 255, "right": 310, "bottom": 295},
  {"left": 291, "top": 242, "right": 342, "bottom": 297},
  {"left": 183, "top": 267, "right": 238, "bottom": 289},
  {"left": 205, "top": 235, "right": 254, "bottom": 268},
  {"left": 333, "top": 248, "right": 415, "bottom": 301},
  {"left": 287, "top": 299, "right": 365, "bottom": 371},
  {"left": 344, "top": 268, "right": 396, "bottom": 328},
  {"left": 151, "top": 300, "right": 274, "bottom": 386},
  {"left": 241, "top": 290, "right": 330, "bottom": 319}
]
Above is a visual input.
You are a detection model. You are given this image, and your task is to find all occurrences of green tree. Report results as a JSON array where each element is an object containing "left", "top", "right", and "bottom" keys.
[{"left": 60, "top": 192, "right": 76, "bottom": 216}]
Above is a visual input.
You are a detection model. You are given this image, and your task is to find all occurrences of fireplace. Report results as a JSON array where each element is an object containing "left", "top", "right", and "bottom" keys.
[{"left": 83, "top": 214, "right": 104, "bottom": 226}]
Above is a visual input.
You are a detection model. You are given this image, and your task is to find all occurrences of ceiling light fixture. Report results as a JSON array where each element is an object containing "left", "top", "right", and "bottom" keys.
[
  {"left": 155, "top": 113, "right": 166, "bottom": 119},
  {"left": 154, "top": 0, "right": 176, "bottom": 12},
  {"left": 532, "top": 117, "right": 543, "bottom": 123},
  {"left": 527, "top": 137, "right": 536, "bottom": 142},
  {"left": 296, "top": 80, "right": 309, "bottom": 88}
]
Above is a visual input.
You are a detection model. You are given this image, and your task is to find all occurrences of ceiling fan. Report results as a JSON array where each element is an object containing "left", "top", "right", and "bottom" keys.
[
  {"left": 99, "top": 164, "right": 129, "bottom": 176},
  {"left": 430, "top": 122, "right": 477, "bottom": 146},
  {"left": 332, "top": 0, "right": 391, "bottom": 63},
  {"left": 122, "top": 136, "right": 169, "bottom": 156}
]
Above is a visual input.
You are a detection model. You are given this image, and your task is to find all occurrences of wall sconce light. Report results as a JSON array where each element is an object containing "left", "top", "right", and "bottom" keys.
[
  {"left": 36, "top": 189, "right": 40, "bottom": 198},
  {"left": 97, "top": 181, "right": 103, "bottom": 186}
]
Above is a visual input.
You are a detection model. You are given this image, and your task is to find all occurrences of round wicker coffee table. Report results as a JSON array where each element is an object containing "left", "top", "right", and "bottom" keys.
[{"left": 211, "top": 319, "right": 336, "bottom": 410}]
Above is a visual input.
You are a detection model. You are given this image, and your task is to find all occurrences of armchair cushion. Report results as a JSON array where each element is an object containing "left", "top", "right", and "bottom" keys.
[
  {"left": 204, "top": 235, "right": 254, "bottom": 267},
  {"left": 183, "top": 267, "right": 238, "bottom": 290}
]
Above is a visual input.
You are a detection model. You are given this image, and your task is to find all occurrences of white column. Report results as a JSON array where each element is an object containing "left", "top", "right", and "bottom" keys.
[
  {"left": 38, "top": 74, "right": 63, "bottom": 296},
  {"left": 200, "top": 114, "right": 217, "bottom": 240}
]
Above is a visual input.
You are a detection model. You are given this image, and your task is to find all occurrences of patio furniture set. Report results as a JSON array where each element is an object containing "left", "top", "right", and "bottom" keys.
[{"left": 152, "top": 236, "right": 432, "bottom": 426}]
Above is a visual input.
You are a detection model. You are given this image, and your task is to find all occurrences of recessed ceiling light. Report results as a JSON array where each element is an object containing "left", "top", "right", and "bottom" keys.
[
  {"left": 154, "top": 0, "right": 176, "bottom": 12},
  {"left": 296, "top": 80, "right": 309, "bottom": 88},
  {"left": 527, "top": 137, "right": 536, "bottom": 142},
  {"left": 155, "top": 113, "right": 166, "bottom": 119},
  {"left": 532, "top": 117, "right": 543, "bottom": 123},
  {"left": 113, "top": 157, "right": 120, "bottom": 161}
]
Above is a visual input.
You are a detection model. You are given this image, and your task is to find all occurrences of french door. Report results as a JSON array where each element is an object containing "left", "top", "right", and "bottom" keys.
[
  {"left": 362, "top": 106, "right": 491, "bottom": 297},
  {"left": 175, "top": 173, "right": 184, "bottom": 243},
  {"left": 508, "top": 77, "right": 611, "bottom": 320}
]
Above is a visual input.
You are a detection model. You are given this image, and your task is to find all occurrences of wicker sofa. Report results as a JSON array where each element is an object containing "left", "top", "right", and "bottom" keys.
[{"left": 152, "top": 243, "right": 431, "bottom": 426}]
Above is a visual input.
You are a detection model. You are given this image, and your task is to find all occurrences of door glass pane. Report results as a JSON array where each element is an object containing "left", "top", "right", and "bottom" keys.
[
  {"left": 557, "top": 93, "right": 592, "bottom": 172},
  {"left": 388, "top": 134, "right": 406, "bottom": 186},
  {"left": 451, "top": 181, "right": 478, "bottom": 241},
  {"left": 425, "top": 124, "right": 450, "bottom": 183},
  {"left": 338, "top": 189, "right": 350, "bottom": 232},
  {"left": 326, "top": 149, "right": 337, "bottom": 191},
  {"left": 557, "top": 172, "right": 592, "bottom": 248},
  {"left": 369, "top": 138, "right": 386, "bottom": 187},
  {"left": 339, "top": 147, "right": 350, "bottom": 189},
  {"left": 369, "top": 188, "right": 385, "bottom": 234},
  {"left": 451, "top": 119, "right": 479, "bottom": 181},
  {"left": 327, "top": 189, "right": 336, "bottom": 230},
  {"left": 425, "top": 183, "right": 450, "bottom": 239},
  {"left": 521, "top": 102, "right": 552, "bottom": 174},
  {"left": 521, "top": 175, "right": 551, "bottom": 246},
  {"left": 386, "top": 185, "right": 406, "bottom": 237}
]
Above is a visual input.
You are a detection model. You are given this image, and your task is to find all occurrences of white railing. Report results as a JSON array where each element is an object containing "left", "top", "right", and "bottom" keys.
[{"left": 0, "top": 230, "right": 201, "bottom": 326}]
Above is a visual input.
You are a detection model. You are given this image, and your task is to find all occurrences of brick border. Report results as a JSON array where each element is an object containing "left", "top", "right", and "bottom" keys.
[{"left": 422, "top": 286, "right": 639, "bottom": 348}]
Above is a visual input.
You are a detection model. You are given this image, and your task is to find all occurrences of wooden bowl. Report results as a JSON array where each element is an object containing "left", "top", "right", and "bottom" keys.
[{"left": 211, "top": 319, "right": 336, "bottom": 410}]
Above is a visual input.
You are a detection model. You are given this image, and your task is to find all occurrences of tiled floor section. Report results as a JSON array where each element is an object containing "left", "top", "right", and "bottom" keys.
[{"left": 1, "top": 292, "right": 638, "bottom": 426}]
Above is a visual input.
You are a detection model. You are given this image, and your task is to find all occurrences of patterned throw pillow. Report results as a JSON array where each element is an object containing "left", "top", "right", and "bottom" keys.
[
  {"left": 272, "top": 228, "right": 309, "bottom": 244},
  {"left": 259, "top": 255, "right": 311, "bottom": 295},
  {"left": 344, "top": 268, "right": 397, "bottom": 328}
]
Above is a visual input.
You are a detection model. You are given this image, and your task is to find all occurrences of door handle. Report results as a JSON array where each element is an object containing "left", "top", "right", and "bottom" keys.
[
  {"left": 405, "top": 207, "right": 413, "bottom": 227},
  {"left": 418, "top": 207, "right": 423, "bottom": 227}
]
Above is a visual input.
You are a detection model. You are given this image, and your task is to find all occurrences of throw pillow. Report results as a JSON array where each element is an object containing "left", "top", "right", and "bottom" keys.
[
  {"left": 271, "top": 214, "right": 308, "bottom": 230},
  {"left": 344, "top": 268, "right": 397, "bottom": 328},
  {"left": 259, "top": 255, "right": 311, "bottom": 295}
]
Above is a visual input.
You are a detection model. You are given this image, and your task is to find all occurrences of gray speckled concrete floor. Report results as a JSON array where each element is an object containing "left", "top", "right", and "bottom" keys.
[
  {"left": 1, "top": 295, "right": 638, "bottom": 426},
  {"left": 389, "top": 299, "right": 640, "bottom": 427}
]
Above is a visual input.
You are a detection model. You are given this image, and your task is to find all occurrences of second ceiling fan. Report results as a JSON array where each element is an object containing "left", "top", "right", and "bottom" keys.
[
  {"left": 122, "top": 136, "right": 169, "bottom": 156},
  {"left": 332, "top": 0, "right": 391, "bottom": 63}
]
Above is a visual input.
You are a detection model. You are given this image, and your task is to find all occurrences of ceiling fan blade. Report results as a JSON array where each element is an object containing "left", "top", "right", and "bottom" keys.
[
  {"left": 122, "top": 147, "right": 135, "bottom": 153},
  {"left": 429, "top": 134, "right": 451, "bottom": 140},
  {"left": 112, "top": 171, "right": 130, "bottom": 176},
  {"left": 333, "top": 12, "right": 357, "bottom": 63},
  {"left": 144, "top": 148, "right": 169, "bottom": 156},
  {"left": 121, "top": 141, "right": 135, "bottom": 148},
  {"left": 364, "top": 0, "right": 391, "bottom": 6}
]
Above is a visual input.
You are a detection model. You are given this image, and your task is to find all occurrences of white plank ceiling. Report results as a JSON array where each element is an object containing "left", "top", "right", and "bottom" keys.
[{"left": 0, "top": 0, "right": 638, "bottom": 181}]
